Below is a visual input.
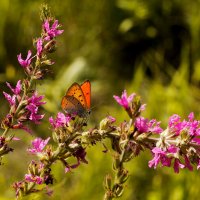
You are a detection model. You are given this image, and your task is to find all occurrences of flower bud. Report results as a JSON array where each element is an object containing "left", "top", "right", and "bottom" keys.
[
  {"left": 104, "top": 174, "right": 112, "bottom": 190},
  {"left": 117, "top": 169, "right": 129, "bottom": 184},
  {"left": 115, "top": 184, "right": 124, "bottom": 197},
  {"left": 52, "top": 131, "right": 59, "bottom": 143},
  {"left": 44, "top": 40, "right": 56, "bottom": 53},
  {"left": 42, "top": 59, "right": 54, "bottom": 66},
  {"left": 112, "top": 153, "right": 120, "bottom": 170},
  {"left": 28, "top": 162, "right": 36, "bottom": 175},
  {"left": 100, "top": 116, "right": 116, "bottom": 131}
]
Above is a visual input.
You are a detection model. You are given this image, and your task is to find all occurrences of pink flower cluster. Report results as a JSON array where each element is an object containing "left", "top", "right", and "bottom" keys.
[
  {"left": 113, "top": 90, "right": 200, "bottom": 173},
  {"left": 169, "top": 112, "right": 200, "bottom": 139},
  {"left": 149, "top": 113, "right": 200, "bottom": 173},
  {"left": 3, "top": 81, "right": 46, "bottom": 132}
]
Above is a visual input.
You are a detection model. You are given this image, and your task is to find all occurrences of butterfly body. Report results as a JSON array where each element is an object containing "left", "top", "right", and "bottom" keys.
[{"left": 61, "top": 80, "right": 91, "bottom": 117}]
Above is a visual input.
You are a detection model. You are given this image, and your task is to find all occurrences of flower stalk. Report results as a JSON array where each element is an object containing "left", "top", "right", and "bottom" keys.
[{"left": 0, "top": 4, "right": 63, "bottom": 163}]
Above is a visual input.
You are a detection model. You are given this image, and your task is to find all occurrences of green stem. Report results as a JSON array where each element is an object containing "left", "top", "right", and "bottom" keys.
[
  {"left": 103, "top": 191, "right": 114, "bottom": 200},
  {"left": 1, "top": 128, "right": 9, "bottom": 138}
]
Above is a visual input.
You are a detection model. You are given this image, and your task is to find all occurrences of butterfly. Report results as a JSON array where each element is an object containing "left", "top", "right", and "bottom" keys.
[{"left": 61, "top": 80, "right": 91, "bottom": 117}]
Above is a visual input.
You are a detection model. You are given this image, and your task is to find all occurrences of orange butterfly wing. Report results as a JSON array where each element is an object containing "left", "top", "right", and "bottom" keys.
[
  {"left": 65, "top": 82, "right": 87, "bottom": 108},
  {"left": 61, "top": 81, "right": 90, "bottom": 117},
  {"left": 61, "top": 95, "right": 86, "bottom": 116},
  {"left": 80, "top": 80, "right": 91, "bottom": 109}
]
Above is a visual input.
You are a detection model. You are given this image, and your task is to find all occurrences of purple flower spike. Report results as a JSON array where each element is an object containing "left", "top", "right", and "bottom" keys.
[
  {"left": 28, "top": 137, "right": 50, "bottom": 154},
  {"left": 113, "top": 90, "right": 135, "bottom": 110},
  {"left": 43, "top": 20, "right": 64, "bottom": 41},
  {"left": 17, "top": 50, "right": 32, "bottom": 68}
]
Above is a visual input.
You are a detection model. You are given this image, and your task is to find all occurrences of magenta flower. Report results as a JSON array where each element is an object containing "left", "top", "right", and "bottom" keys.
[
  {"left": 188, "top": 112, "right": 194, "bottom": 121},
  {"left": 169, "top": 113, "right": 200, "bottom": 137},
  {"left": 113, "top": 90, "right": 135, "bottom": 110},
  {"left": 107, "top": 115, "right": 116, "bottom": 123},
  {"left": 3, "top": 80, "right": 22, "bottom": 107},
  {"left": 13, "top": 181, "right": 24, "bottom": 197},
  {"left": 3, "top": 92, "right": 16, "bottom": 106},
  {"left": 37, "top": 38, "right": 43, "bottom": 57},
  {"left": 25, "top": 92, "right": 46, "bottom": 124},
  {"left": 25, "top": 174, "right": 44, "bottom": 184},
  {"left": 28, "top": 137, "right": 50, "bottom": 154},
  {"left": 173, "top": 158, "right": 185, "bottom": 173},
  {"left": 135, "top": 117, "right": 163, "bottom": 134},
  {"left": 167, "top": 145, "right": 179, "bottom": 154},
  {"left": 49, "top": 112, "right": 71, "bottom": 129},
  {"left": 148, "top": 147, "right": 171, "bottom": 169},
  {"left": 135, "top": 117, "right": 149, "bottom": 133},
  {"left": 43, "top": 20, "right": 64, "bottom": 41},
  {"left": 6, "top": 80, "right": 21, "bottom": 95},
  {"left": 139, "top": 104, "right": 146, "bottom": 112},
  {"left": 148, "top": 143, "right": 195, "bottom": 173},
  {"left": 26, "top": 104, "right": 44, "bottom": 123},
  {"left": 27, "top": 92, "right": 46, "bottom": 106},
  {"left": 17, "top": 50, "right": 32, "bottom": 68},
  {"left": 184, "top": 155, "right": 193, "bottom": 171},
  {"left": 197, "top": 160, "right": 200, "bottom": 170}
]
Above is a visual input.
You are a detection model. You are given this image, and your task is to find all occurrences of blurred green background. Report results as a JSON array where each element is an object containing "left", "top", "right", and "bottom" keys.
[{"left": 1, "top": 0, "right": 200, "bottom": 199}]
